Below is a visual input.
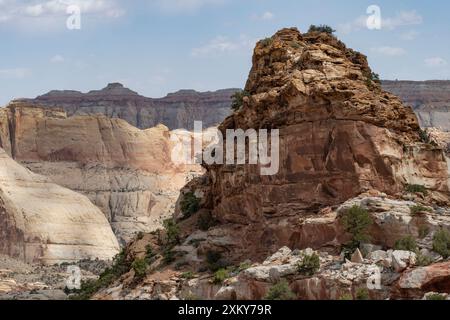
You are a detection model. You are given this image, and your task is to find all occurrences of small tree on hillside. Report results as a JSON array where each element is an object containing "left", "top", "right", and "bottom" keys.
[{"left": 308, "top": 24, "right": 336, "bottom": 35}]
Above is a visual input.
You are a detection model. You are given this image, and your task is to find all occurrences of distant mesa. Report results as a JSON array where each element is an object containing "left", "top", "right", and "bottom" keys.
[{"left": 14, "top": 83, "right": 239, "bottom": 130}]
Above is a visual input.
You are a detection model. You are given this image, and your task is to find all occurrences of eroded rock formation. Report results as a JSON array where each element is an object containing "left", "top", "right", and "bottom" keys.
[
  {"left": 382, "top": 80, "right": 450, "bottom": 131},
  {"left": 16, "top": 83, "right": 237, "bottom": 130},
  {"left": 86, "top": 28, "right": 450, "bottom": 301},
  {"left": 0, "top": 104, "right": 203, "bottom": 244},
  {"left": 0, "top": 148, "right": 119, "bottom": 265},
  {"left": 203, "top": 28, "right": 449, "bottom": 260}
]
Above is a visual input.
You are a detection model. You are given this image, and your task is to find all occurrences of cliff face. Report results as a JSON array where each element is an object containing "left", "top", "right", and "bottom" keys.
[
  {"left": 16, "top": 83, "right": 237, "bottom": 130},
  {"left": 0, "top": 148, "right": 119, "bottom": 265},
  {"left": 0, "top": 104, "right": 202, "bottom": 244},
  {"left": 382, "top": 80, "right": 450, "bottom": 131},
  {"left": 91, "top": 28, "right": 450, "bottom": 302},
  {"left": 204, "top": 28, "right": 450, "bottom": 260}
]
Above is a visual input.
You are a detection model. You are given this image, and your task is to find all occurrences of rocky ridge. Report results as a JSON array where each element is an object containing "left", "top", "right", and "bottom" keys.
[
  {"left": 16, "top": 84, "right": 238, "bottom": 130},
  {"left": 382, "top": 80, "right": 450, "bottom": 131},
  {"left": 90, "top": 28, "right": 450, "bottom": 301}
]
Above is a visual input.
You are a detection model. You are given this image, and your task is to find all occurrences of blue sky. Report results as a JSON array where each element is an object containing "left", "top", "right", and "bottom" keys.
[{"left": 0, "top": 0, "right": 449, "bottom": 105}]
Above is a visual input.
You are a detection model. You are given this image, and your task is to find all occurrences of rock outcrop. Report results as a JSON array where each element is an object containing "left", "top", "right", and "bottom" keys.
[
  {"left": 203, "top": 28, "right": 450, "bottom": 260},
  {"left": 0, "top": 148, "right": 119, "bottom": 265},
  {"left": 382, "top": 80, "right": 450, "bottom": 131},
  {"left": 0, "top": 104, "right": 203, "bottom": 244},
  {"left": 16, "top": 83, "right": 237, "bottom": 130},
  {"left": 85, "top": 28, "right": 450, "bottom": 301}
]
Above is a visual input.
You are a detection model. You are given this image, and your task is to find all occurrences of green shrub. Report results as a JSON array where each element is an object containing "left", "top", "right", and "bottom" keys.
[
  {"left": 181, "top": 271, "right": 195, "bottom": 280},
  {"left": 406, "top": 184, "right": 428, "bottom": 195},
  {"left": 145, "top": 244, "right": 156, "bottom": 264},
  {"left": 419, "top": 129, "right": 431, "bottom": 144},
  {"left": 132, "top": 258, "right": 147, "bottom": 279},
  {"left": 308, "top": 24, "right": 336, "bottom": 34},
  {"left": 394, "top": 236, "right": 418, "bottom": 252},
  {"left": 339, "top": 293, "right": 353, "bottom": 300},
  {"left": 260, "top": 37, "right": 273, "bottom": 47},
  {"left": 162, "top": 248, "right": 176, "bottom": 265},
  {"left": 426, "top": 293, "right": 447, "bottom": 300},
  {"left": 416, "top": 253, "right": 433, "bottom": 267},
  {"left": 180, "top": 192, "right": 200, "bottom": 218},
  {"left": 341, "top": 205, "right": 373, "bottom": 253},
  {"left": 290, "top": 41, "right": 301, "bottom": 49},
  {"left": 231, "top": 90, "right": 251, "bottom": 111},
  {"left": 206, "top": 251, "right": 227, "bottom": 272},
  {"left": 213, "top": 268, "right": 230, "bottom": 284},
  {"left": 433, "top": 229, "right": 450, "bottom": 258},
  {"left": 69, "top": 249, "right": 130, "bottom": 300},
  {"left": 356, "top": 288, "right": 370, "bottom": 300},
  {"left": 136, "top": 232, "right": 144, "bottom": 240},
  {"left": 236, "top": 261, "right": 252, "bottom": 272},
  {"left": 265, "top": 280, "right": 296, "bottom": 300},
  {"left": 410, "top": 205, "right": 433, "bottom": 215},
  {"left": 419, "top": 225, "right": 430, "bottom": 239},
  {"left": 297, "top": 253, "right": 320, "bottom": 276},
  {"left": 163, "top": 218, "right": 180, "bottom": 246},
  {"left": 197, "top": 211, "right": 218, "bottom": 231}
]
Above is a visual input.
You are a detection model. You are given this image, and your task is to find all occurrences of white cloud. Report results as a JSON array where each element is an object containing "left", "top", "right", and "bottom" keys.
[
  {"left": 0, "top": 68, "right": 31, "bottom": 79},
  {"left": 425, "top": 57, "right": 448, "bottom": 67},
  {"left": 252, "top": 11, "right": 274, "bottom": 21},
  {"left": 0, "top": 0, "right": 124, "bottom": 27},
  {"left": 382, "top": 11, "right": 423, "bottom": 30},
  {"left": 338, "top": 10, "right": 423, "bottom": 34},
  {"left": 50, "top": 54, "right": 65, "bottom": 63},
  {"left": 191, "top": 34, "right": 255, "bottom": 57},
  {"left": 371, "top": 46, "right": 406, "bottom": 56},
  {"left": 400, "top": 30, "right": 419, "bottom": 41},
  {"left": 152, "top": 0, "right": 227, "bottom": 13}
]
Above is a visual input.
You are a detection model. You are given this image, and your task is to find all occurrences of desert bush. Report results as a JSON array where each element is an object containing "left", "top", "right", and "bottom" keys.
[
  {"left": 206, "top": 251, "right": 228, "bottom": 272},
  {"left": 213, "top": 268, "right": 230, "bottom": 284},
  {"left": 339, "top": 293, "right": 353, "bottom": 300},
  {"left": 416, "top": 253, "right": 433, "bottom": 267},
  {"left": 410, "top": 205, "right": 433, "bottom": 215},
  {"left": 394, "top": 236, "right": 418, "bottom": 252},
  {"left": 145, "top": 244, "right": 156, "bottom": 264},
  {"left": 163, "top": 218, "right": 180, "bottom": 246},
  {"left": 260, "top": 37, "right": 273, "bottom": 47},
  {"left": 180, "top": 192, "right": 200, "bottom": 218},
  {"left": 419, "top": 129, "right": 431, "bottom": 144},
  {"left": 132, "top": 258, "right": 147, "bottom": 279},
  {"left": 308, "top": 24, "right": 336, "bottom": 34},
  {"left": 265, "top": 280, "right": 296, "bottom": 300},
  {"left": 297, "top": 253, "right": 320, "bottom": 276},
  {"left": 69, "top": 249, "right": 130, "bottom": 300},
  {"left": 406, "top": 184, "right": 428, "bottom": 195},
  {"left": 162, "top": 248, "right": 176, "bottom": 265},
  {"left": 426, "top": 293, "right": 447, "bottom": 300},
  {"left": 433, "top": 229, "right": 450, "bottom": 258},
  {"left": 231, "top": 90, "right": 251, "bottom": 111},
  {"left": 236, "top": 261, "right": 252, "bottom": 272},
  {"left": 419, "top": 225, "right": 430, "bottom": 239},
  {"left": 356, "top": 288, "right": 370, "bottom": 300},
  {"left": 341, "top": 205, "right": 373, "bottom": 253},
  {"left": 181, "top": 271, "right": 195, "bottom": 280}
]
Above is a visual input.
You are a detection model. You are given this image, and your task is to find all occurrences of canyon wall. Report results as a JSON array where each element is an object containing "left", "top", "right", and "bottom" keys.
[
  {"left": 0, "top": 148, "right": 119, "bottom": 265},
  {"left": 0, "top": 104, "right": 202, "bottom": 245},
  {"left": 382, "top": 80, "right": 450, "bottom": 131},
  {"left": 16, "top": 83, "right": 237, "bottom": 130}
]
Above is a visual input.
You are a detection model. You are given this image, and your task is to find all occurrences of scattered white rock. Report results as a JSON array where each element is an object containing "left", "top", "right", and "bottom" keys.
[{"left": 392, "top": 251, "right": 416, "bottom": 273}]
